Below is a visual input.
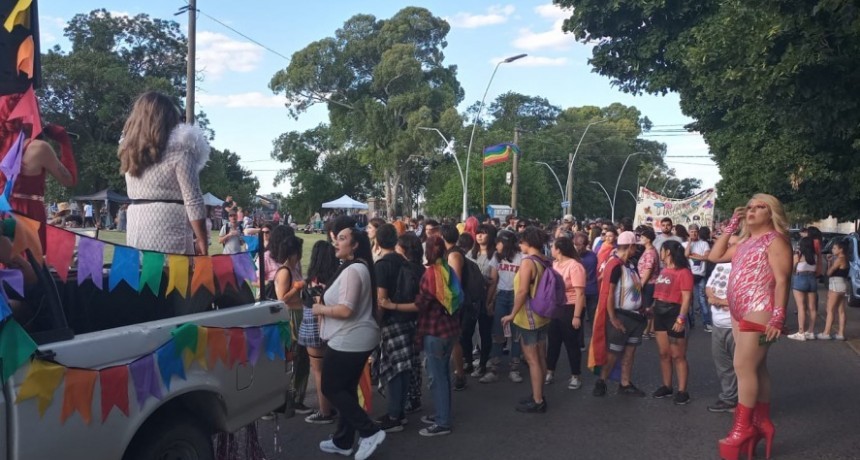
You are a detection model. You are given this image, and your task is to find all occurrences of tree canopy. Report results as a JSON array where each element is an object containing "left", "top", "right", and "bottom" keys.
[{"left": 556, "top": 0, "right": 860, "bottom": 219}]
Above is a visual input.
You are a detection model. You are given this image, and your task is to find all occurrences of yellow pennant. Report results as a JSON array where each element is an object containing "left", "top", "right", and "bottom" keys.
[
  {"left": 166, "top": 254, "right": 190, "bottom": 298},
  {"left": 182, "top": 326, "right": 209, "bottom": 371},
  {"left": 16, "top": 359, "right": 66, "bottom": 417},
  {"left": 3, "top": 0, "right": 32, "bottom": 32}
]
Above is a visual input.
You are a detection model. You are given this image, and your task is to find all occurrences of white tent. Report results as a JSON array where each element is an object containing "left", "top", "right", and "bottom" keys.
[
  {"left": 202, "top": 193, "right": 224, "bottom": 206},
  {"left": 321, "top": 195, "right": 368, "bottom": 210}
]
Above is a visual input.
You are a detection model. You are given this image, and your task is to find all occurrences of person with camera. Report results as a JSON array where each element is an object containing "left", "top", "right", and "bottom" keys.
[{"left": 219, "top": 211, "right": 244, "bottom": 254}]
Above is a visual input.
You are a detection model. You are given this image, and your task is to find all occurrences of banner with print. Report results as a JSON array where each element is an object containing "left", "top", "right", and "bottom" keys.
[{"left": 634, "top": 187, "right": 717, "bottom": 228}]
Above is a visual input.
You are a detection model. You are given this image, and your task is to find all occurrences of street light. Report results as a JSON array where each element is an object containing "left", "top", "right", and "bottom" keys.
[
  {"left": 535, "top": 161, "right": 565, "bottom": 217},
  {"left": 622, "top": 189, "right": 638, "bottom": 203},
  {"left": 672, "top": 181, "right": 685, "bottom": 198},
  {"left": 660, "top": 177, "right": 675, "bottom": 195},
  {"left": 465, "top": 53, "right": 527, "bottom": 220},
  {"left": 564, "top": 119, "right": 607, "bottom": 215},
  {"left": 642, "top": 164, "right": 661, "bottom": 191},
  {"left": 612, "top": 151, "right": 648, "bottom": 222},
  {"left": 416, "top": 127, "right": 466, "bottom": 218},
  {"left": 589, "top": 181, "right": 613, "bottom": 219}
]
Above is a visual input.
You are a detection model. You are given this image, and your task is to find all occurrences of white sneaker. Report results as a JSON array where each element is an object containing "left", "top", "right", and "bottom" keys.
[
  {"left": 804, "top": 331, "right": 816, "bottom": 340},
  {"left": 354, "top": 430, "right": 386, "bottom": 460},
  {"left": 478, "top": 371, "right": 499, "bottom": 383},
  {"left": 509, "top": 370, "right": 523, "bottom": 383},
  {"left": 834, "top": 334, "right": 846, "bottom": 341},
  {"left": 319, "top": 439, "right": 353, "bottom": 457},
  {"left": 816, "top": 332, "right": 833, "bottom": 340},
  {"left": 787, "top": 332, "right": 806, "bottom": 341},
  {"left": 568, "top": 375, "right": 582, "bottom": 390},
  {"left": 545, "top": 371, "right": 555, "bottom": 385}
]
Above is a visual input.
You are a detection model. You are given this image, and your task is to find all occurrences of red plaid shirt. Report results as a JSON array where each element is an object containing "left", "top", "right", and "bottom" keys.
[{"left": 415, "top": 268, "right": 461, "bottom": 349}]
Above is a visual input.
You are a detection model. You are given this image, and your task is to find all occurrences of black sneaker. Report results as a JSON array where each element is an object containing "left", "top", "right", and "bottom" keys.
[
  {"left": 593, "top": 379, "right": 607, "bottom": 397},
  {"left": 304, "top": 411, "right": 336, "bottom": 424},
  {"left": 618, "top": 383, "right": 646, "bottom": 397},
  {"left": 652, "top": 385, "right": 674, "bottom": 399},
  {"left": 516, "top": 398, "right": 547, "bottom": 413},
  {"left": 707, "top": 400, "right": 736, "bottom": 413},
  {"left": 419, "top": 424, "right": 452, "bottom": 437},
  {"left": 454, "top": 375, "right": 467, "bottom": 391},
  {"left": 376, "top": 415, "right": 404, "bottom": 433},
  {"left": 404, "top": 400, "right": 422, "bottom": 414},
  {"left": 673, "top": 391, "right": 691, "bottom": 405},
  {"left": 294, "top": 402, "right": 314, "bottom": 415}
]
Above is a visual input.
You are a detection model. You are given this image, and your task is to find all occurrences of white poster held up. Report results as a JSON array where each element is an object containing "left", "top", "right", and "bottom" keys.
[{"left": 634, "top": 187, "right": 717, "bottom": 228}]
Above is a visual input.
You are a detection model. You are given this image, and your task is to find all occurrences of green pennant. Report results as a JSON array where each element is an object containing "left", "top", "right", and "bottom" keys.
[
  {"left": 140, "top": 251, "right": 165, "bottom": 295},
  {"left": 277, "top": 320, "right": 291, "bottom": 348},
  {"left": 171, "top": 323, "right": 199, "bottom": 356},
  {"left": 0, "top": 319, "right": 37, "bottom": 380}
]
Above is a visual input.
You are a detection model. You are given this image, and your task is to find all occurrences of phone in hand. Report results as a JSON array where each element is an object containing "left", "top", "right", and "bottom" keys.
[{"left": 758, "top": 334, "right": 777, "bottom": 346}]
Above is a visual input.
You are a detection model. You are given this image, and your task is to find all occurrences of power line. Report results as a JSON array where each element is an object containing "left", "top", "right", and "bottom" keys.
[{"left": 183, "top": 1, "right": 291, "bottom": 61}]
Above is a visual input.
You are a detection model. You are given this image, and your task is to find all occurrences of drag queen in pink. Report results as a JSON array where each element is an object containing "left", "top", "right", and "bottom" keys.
[{"left": 708, "top": 194, "right": 792, "bottom": 460}]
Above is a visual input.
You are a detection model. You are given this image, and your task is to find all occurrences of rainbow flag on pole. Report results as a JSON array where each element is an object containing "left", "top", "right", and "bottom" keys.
[{"left": 482, "top": 143, "right": 520, "bottom": 166}]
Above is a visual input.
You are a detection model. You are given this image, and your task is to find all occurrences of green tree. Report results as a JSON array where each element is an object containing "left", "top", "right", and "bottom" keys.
[
  {"left": 269, "top": 7, "right": 463, "bottom": 218},
  {"left": 556, "top": 0, "right": 860, "bottom": 218},
  {"left": 199, "top": 148, "right": 259, "bottom": 208}
]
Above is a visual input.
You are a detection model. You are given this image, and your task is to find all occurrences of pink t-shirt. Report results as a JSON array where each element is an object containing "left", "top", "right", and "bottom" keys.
[
  {"left": 553, "top": 258, "right": 586, "bottom": 305},
  {"left": 637, "top": 247, "right": 659, "bottom": 285}
]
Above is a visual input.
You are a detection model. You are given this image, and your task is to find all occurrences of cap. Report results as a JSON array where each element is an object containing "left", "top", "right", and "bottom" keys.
[
  {"left": 617, "top": 231, "right": 637, "bottom": 245},
  {"left": 563, "top": 214, "right": 574, "bottom": 223}
]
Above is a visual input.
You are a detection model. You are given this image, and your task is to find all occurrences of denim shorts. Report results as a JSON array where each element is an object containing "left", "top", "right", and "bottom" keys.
[
  {"left": 514, "top": 324, "right": 549, "bottom": 346},
  {"left": 792, "top": 273, "right": 817, "bottom": 293}
]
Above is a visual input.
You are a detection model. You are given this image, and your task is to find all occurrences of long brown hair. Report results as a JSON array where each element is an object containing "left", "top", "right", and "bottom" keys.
[{"left": 118, "top": 91, "right": 180, "bottom": 177}]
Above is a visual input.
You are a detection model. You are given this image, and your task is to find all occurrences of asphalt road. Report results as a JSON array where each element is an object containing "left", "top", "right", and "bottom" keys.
[{"left": 257, "top": 287, "right": 860, "bottom": 460}]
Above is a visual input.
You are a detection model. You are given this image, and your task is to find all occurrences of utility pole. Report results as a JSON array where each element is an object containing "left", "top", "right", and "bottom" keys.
[
  {"left": 185, "top": 0, "right": 197, "bottom": 125},
  {"left": 510, "top": 128, "right": 519, "bottom": 215}
]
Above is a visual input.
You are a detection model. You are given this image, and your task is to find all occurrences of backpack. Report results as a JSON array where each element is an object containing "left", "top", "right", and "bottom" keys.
[
  {"left": 461, "top": 257, "right": 486, "bottom": 314},
  {"left": 391, "top": 260, "right": 422, "bottom": 304},
  {"left": 525, "top": 255, "right": 567, "bottom": 319}
]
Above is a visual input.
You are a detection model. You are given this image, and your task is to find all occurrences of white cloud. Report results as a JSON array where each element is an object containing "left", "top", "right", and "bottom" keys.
[
  {"left": 446, "top": 5, "right": 515, "bottom": 29},
  {"left": 489, "top": 55, "right": 568, "bottom": 67},
  {"left": 108, "top": 11, "right": 132, "bottom": 18},
  {"left": 39, "top": 15, "right": 67, "bottom": 45},
  {"left": 197, "top": 92, "right": 288, "bottom": 108},
  {"left": 195, "top": 31, "right": 263, "bottom": 79},
  {"left": 512, "top": 3, "right": 576, "bottom": 51}
]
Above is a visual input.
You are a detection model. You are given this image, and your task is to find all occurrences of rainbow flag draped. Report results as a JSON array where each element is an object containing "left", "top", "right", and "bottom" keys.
[
  {"left": 482, "top": 143, "right": 520, "bottom": 166},
  {"left": 357, "top": 360, "right": 373, "bottom": 413},
  {"left": 428, "top": 260, "right": 463, "bottom": 315}
]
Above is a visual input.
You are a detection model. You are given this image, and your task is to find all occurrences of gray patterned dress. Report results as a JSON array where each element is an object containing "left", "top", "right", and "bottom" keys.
[{"left": 125, "top": 124, "right": 210, "bottom": 255}]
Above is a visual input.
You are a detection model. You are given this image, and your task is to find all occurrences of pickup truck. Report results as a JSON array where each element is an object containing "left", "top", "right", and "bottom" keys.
[{"left": 1, "top": 249, "right": 289, "bottom": 460}]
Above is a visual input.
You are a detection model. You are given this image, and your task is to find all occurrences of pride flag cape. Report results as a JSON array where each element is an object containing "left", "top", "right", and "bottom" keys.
[
  {"left": 587, "top": 256, "right": 623, "bottom": 375},
  {"left": 428, "top": 259, "right": 463, "bottom": 315},
  {"left": 482, "top": 143, "right": 520, "bottom": 166}
]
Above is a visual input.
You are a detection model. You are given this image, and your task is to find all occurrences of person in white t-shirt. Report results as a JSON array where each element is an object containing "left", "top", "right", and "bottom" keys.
[
  {"left": 686, "top": 224, "right": 712, "bottom": 331},
  {"left": 704, "top": 234, "right": 740, "bottom": 413}
]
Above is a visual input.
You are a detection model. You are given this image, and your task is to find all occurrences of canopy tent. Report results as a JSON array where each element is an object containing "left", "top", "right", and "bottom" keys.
[
  {"left": 203, "top": 192, "right": 224, "bottom": 206},
  {"left": 72, "top": 188, "right": 130, "bottom": 204},
  {"left": 321, "top": 195, "right": 368, "bottom": 210}
]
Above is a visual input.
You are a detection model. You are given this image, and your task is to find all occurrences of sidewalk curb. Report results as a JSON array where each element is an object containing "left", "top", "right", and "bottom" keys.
[{"left": 847, "top": 339, "right": 860, "bottom": 356}]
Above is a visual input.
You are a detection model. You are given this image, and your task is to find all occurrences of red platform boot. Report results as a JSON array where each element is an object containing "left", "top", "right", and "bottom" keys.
[
  {"left": 752, "top": 402, "right": 775, "bottom": 459},
  {"left": 718, "top": 403, "right": 756, "bottom": 460}
]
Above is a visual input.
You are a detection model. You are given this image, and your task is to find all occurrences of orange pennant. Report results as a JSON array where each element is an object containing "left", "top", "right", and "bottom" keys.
[
  {"left": 11, "top": 213, "right": 42, "bottom": 263},
  {"left": 60, "top": 368, "right": 97, "bottom": 425},
  {"left": 45, "top": 225, "right": 75, "bottom": 281},
  {"left": 207, "top": 328, "right": 228, "bottom": 369},
  {"left": 190, "top": 256, "right": 215, "bottom": 295},
  {"left": 17, "top": 35, "right": 33, "bottom": 77},
  {"left": 8, "top": 85, "right": 41, "bottom": 139}
]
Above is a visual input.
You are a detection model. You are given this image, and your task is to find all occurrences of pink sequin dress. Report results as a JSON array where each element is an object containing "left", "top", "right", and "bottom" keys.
[{"left": 727, "top": 231, "right": 781, "bottom": 321}]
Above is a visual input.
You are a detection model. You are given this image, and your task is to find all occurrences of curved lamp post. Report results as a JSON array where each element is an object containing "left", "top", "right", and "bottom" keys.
[
  {"left": 590, "top": 181, "right": 613, "bottom": 219},
  {"left": 622, "top": 189, "right": 639, "bottom": 203},
  {"left": 416, "top": 127, "right": 465, "bottom": 217},
  {"left": 536, "top": 161, "right": 565, "bottom": 217},
  {"left": 564, "top": 119, "right": 607, "bottom": 215},
  {"left": 612, "top": 151, "right": 647, "bottom": 222}
]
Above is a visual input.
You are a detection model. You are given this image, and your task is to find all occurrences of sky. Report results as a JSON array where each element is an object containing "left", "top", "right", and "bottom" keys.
[{"left": 38, "top": 0, "right": 719, "bottom": 197}]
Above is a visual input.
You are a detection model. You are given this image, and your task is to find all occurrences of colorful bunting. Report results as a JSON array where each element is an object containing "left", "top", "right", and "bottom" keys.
[
  {"left": 166, "top": 254, "right": 189, "bottom": 298},
  {"left": 129, "top": 354, "right": 162, "bottom": 408},
  {"left": 182, "top": 325, "right": 208, "bottom": 371},
  {"left": 277, "top": 320, "right": 292, "bottom": 349},
  {"left": 246, "top": 236, "right": 260, "bottom": 254},
  {"left": 155, "top": 341, "right": 186, "bottom": 390},
  {"left": 10, "top": 213, "right": 42, "bottom": 262},
  {"left": 171, "top": 323, "right": 199, "bottom": 357},
  {"left": 207, "top": 328, "right": 228, "bottom": 369},
  {"left": 7, "top": 86, "right": 41, "bottom": 139},
  {"left": 15, "top": 359, "right": 65, "bottom": 417},
  {"left": 17, "top": 35, "right": 34, "bottom": 77},
  {"left": 263, "top": 324, "right": 285, "bottom": 361},
  {"left": 212, "top": 256, "right": 238, "bottom": 293},
  {"left": 0, "top": 132, "right": 25, "bottom": 212},
  {"left": 227, "top": 328, "right": 247, "bottom": 368},
  {"left": 45, "top": 225, "right": 75, "bottom": 282},
  {"left": 190, "top": 256, "right": 215, "bottom": 295},
  {"left": 77, "top": 238, "right": 105, "bottom": 289},
  {"left": 99, "top": 366, "right": 130, "bottom": 422},
  {"left": 0, "top": 293, "right": 11, "bottom": 322},
  {"left": 0, "top": 318, "right": 36, "bottom": 380},
  {"left": 140, "top": 251, "right": 164, "bottom": 295},
  {"left": 60, "top": 368, "right": 98, "bottom": 425},
  {"left": 0, "top": 269, "right": 24, "bottom": 297},
  {"left": 109, "top": 246, "right": 140, "bottom": 291},
  {"left": 3, "top": 0, "right": 32, "bottom": 32},
  {"left": 231, "top": 253, "right": 257, "bottom": 287},
  {"left": 245, "top": 327, "right": 263, "bottom": 365}
]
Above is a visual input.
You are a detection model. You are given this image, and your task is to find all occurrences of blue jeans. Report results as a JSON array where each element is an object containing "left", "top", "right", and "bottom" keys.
[
  {"left": 424, "top": 335, "right": 455, "bottom": 428},
  {"left": 491, "top": 290, "right": 522, "bottom": 362},
  {"left": 694, "top": 277, "right": 711, "bottom": 326},
  {"left": 386, "top": 370, "right": 410, "bottom": 419}
]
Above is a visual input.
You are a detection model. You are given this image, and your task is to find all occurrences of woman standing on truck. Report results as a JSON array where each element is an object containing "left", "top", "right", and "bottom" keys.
[{"left": 311, "top": 227, "right": 385, "bottom": 459}]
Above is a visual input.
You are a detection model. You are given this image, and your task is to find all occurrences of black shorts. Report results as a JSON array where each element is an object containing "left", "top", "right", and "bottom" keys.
[{"left": 653, "top": 303, "right": 687, "bottom": 339}]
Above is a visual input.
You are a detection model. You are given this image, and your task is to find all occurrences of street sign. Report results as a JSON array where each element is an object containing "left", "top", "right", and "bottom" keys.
[{"left": 561, "top": 201, "right": 570, "bottom": 208}]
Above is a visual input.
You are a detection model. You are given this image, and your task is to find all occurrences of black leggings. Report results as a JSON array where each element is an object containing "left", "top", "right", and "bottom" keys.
[
  {"left": 459, "top": 302, "right": 493, "bottom": 369},
  {"left": 546, "top": 305, "right": 583, "bottom": 375},
  {"left": 321, "top": 347, "right": 379, "bottom": 449}
]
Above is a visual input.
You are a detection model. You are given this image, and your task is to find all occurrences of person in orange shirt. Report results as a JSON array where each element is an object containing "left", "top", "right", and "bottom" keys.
[{"left": 597, "top": 226, "right": 617, "bottom": 280}]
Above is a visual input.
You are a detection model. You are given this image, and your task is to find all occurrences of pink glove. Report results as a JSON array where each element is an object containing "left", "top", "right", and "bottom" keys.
[
  {"left": 767, "top": 307, "right": 786, "bottom": 332},
  {"left": 43, "top": 124, "right": 77, "bottom": 185},
  {"left": 723, "top": 212, "right": 742, "bottom": 235}
]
